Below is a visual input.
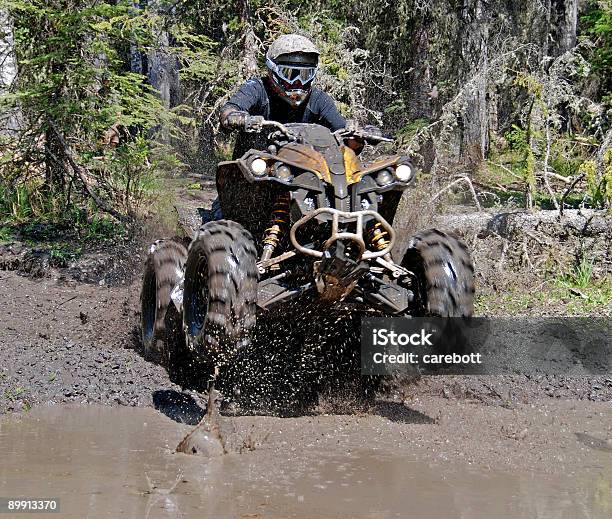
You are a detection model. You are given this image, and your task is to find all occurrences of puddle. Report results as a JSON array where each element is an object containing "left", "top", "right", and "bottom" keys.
[{"left": 0, "top": 405, "right": 610, "bottom": 518}]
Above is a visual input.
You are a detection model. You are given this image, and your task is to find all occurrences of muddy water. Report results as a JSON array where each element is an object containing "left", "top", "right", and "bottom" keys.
[{"left": 0, "top": 405, "right": 610, "bottom": 519}]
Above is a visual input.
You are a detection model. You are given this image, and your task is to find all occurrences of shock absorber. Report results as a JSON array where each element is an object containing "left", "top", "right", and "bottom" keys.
[
  {"left": 367, "top": 221, "right": 391, "bottom": 252},
  {"left": 261, "top": 192, "right": 291, "bottom": 263}
]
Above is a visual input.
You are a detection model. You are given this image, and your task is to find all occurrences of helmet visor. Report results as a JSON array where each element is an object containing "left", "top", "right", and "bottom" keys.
[{"left": 267, "top": 57, "right": 317, "bottom": 87}]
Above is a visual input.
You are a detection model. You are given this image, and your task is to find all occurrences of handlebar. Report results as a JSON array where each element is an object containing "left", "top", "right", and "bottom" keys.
[
  {"left": 244, "top": 116, "right": 295, "bottom": 138},
  {"left": 245, "top": 116, "right": 394, "bottom": 146},
  {"left": 333, "top": 127, "right": 394, "bottom": 145}
]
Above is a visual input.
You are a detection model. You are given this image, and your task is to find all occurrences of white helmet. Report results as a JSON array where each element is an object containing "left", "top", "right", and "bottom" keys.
[{"left": 265, "top": 34, "right": 320, "bottom": 107}]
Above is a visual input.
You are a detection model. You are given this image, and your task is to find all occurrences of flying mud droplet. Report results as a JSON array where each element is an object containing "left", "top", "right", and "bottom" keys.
[{"left": 176, "top": 384, "right": 226, "bottom": 457}]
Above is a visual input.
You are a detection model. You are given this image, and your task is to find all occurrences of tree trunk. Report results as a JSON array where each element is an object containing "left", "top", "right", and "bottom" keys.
[
  {"left": 239, "top": 0, "right": 258, "bottom": 78},
  {"left": 551, "top": 0, "right": 578, "bottom": 54},
  {"left": 353, "top": 0, "right": 581, "bottom": 172},
  {"left": 458, "top": 0, "right": 490, "bottom": 167},
  {"left": 0, "top": 9, "right": 20, "bottom": 134},
  {"left": 147, "top": 30, "right": 181, "bottom": 109},
  {"left": 130, "top": 1, "right": 180, "bottom": 110}
]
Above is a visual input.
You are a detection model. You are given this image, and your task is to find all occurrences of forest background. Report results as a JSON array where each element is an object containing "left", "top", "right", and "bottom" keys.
[{"left": 0, "top": 0, "right": 609, "bottom": 229}]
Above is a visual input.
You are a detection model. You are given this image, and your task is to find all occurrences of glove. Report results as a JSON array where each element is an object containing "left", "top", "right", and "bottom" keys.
[
  {"left": 223, "top": 110, "right": 248, "bottom": 131},
  {"left": 244, "top": 115, "right": 265, "bottom": 133},
  {"left": 221, "top": 111, "right": 265, "bottom": 133}
]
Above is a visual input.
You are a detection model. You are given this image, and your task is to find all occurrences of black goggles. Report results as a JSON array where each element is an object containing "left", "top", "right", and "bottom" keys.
[{"left": 267, "top": 57, "right": 318, "bottom": 86}]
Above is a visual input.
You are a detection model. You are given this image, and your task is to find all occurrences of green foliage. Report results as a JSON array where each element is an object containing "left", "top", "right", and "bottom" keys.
[
  {"left": 514, "top": 72, "right": 544, "bottom": 100},
  {"left": 503, "top": 124, "right": 536, "bottom": 199},
  {"left": 605, "top": 149, "right": 612, "bottom": 210},
  {"left": 1, "top": 0, "right": 610, "bottom": 225},
  {"left": 0, "top": 0, "right": 213, "bottom": 225},
  {"left": 581, "top": 1, "right": 612, "bottom": 102},
  {"left": 572, "top": 257, "right": 596, "bottom": 288},
  {"left": 0, "top": 226, "right": 15, "bottom": 242},
  {"left": 581, "top": 159, "right": 601, "bottom": 204},
  {"left": 580, "top": 149, "right": 612, "bottom": 210},
  {"left": 557, "top": 255, "right": 596, "bottom": 289},
  {"left": 549, "top": 138, "right": 590, "bottom": 178},
  {"left": 82, "top": 216, "right": 125, "bottom": 242},
  {"left": 505, "top": 125, "right": 529, "bottom": 151},
  {"left": 0, "top": 179, "right": 59, "bottom": 222}
]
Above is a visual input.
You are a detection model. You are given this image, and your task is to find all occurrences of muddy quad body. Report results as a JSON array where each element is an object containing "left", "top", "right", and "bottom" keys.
[{"left": 140, "top": 121, "right": 475, "bottom": 372}]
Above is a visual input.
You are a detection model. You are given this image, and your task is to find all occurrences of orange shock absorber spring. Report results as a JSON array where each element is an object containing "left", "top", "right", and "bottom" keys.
[
  {"left": 367, "top": 221, "right": 391, "bottom": 251},
  {"left": 261, "top": 192, "right": 291, "bottom": 262}
]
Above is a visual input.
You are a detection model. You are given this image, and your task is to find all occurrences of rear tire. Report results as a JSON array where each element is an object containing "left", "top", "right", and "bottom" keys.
[
  {"left": 164, "top": 302, "right": 210, "bottom": 391},
  {"left": 140, "top": 239, "right": 187, "bottom": 361},
  {"left": 183, "top": 220, "right": 258, "bottom": 366},
  {"left": 400, "top": 229, "right": 475, "bottom": 317}
]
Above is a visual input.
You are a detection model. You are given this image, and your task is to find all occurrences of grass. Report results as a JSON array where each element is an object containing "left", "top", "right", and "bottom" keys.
[
  {"left": 2, "top": 386, "right": 31, "bottom": 412},
  {"left": 475, "top": 276, "right": 612, "bottom": 316},
  {"left": 49, "top": 246, "right": 82, "bottom": 267},
  {"left": 558, "top": 257, "right": 595, "bottom": 289},
  {"left": 470, "top": 155, "right": 586, "bottom": 210},
  {"left": 3, "top": 387, "right": 27, "bottom": 402},
  {"left": 0, "top": 225, "right": 15, "bottom": 242},
  {"left": 83, "top": 216, "right": 126, "bottom": 242},
  {"left": 0, "top": 213, "right": 128, "bottom": 269}
]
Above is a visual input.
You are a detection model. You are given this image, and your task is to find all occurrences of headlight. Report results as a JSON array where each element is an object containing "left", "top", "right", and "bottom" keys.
[
  {"left": 376, "top": 169, "right": 393, "bottom": 186},
  {"left": 395, "top": 164, "right": 413, "bottom": 182},
  {"left": 274, "top": 164, "right": 293, "bottom": 181},
  {"left": 250, "top": 158, "right": 268, "bottom": 176}
]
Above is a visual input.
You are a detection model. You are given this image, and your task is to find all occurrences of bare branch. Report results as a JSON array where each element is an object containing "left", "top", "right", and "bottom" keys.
[
  {"left": 431, "top": 175, "right": 483, "bottom": 212},
  {"left": 48, "top": 120, "right": 130, "bottom": 222}
]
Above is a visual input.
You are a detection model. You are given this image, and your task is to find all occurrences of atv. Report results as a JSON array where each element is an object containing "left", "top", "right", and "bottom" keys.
[{"left": 140, "top": 119, "right": 475, "bottom": 377}]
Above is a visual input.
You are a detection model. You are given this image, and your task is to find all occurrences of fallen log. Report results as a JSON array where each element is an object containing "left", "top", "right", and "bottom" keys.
[
  {"left": 432, "top": 209, "right": 611, "bottom": 238},
  {"left": 429, "top": 209, "right": 611, "bottom": 278}
]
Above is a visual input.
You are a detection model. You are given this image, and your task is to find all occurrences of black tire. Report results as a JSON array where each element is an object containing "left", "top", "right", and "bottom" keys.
[
  {"left": 183, "top": 220, "right": 258, "bottom": 366},
  {"left": 164, "top": 301, "right": 210, "bottom": 391},
  {"left": 400, "top": 229, "right": 475, "bottom": 317},
  {"left": 140, "top": 239, "right": 188, "bottom": 361}
]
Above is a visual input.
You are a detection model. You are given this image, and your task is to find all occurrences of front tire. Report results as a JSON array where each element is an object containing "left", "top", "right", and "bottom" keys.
[
  {"left": 400, "top": 229, "right": 475, "bottom": 317},
  {"left": 183, "top": 220, "right": 258, "bottom": 366}
]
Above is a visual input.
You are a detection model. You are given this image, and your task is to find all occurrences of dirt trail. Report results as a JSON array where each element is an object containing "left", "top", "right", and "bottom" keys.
[{"left": 0, "top": 269, "right": 184, "bottom": 412}]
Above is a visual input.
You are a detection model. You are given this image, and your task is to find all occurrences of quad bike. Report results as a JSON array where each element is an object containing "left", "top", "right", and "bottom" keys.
[{"left": 140, "top": 119, "right": 475, "bottom": 378}]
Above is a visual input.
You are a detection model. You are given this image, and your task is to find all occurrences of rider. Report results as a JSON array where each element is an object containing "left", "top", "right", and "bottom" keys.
[{"left": 220, "top": 34, "right": 379, "bottom": 157}]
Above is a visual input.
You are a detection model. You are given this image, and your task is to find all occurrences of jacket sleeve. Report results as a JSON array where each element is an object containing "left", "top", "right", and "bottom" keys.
[
  {"left": 313, "top": 90, "right": 346, "bottom": 132},
  {"left": 223, "top": 78, "right": 265, "bottom": 114}
]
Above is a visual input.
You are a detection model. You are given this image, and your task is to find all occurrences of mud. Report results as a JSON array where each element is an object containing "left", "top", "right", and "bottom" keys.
[
  {"left": 0, "top": 231, "right": 145, "bottom": 286},
  {"left": 176, "top": 389, "right": 228, "bottom": 457},
  {"left": 1, "top": 404, "right": 611, "bottom": 518},
  {"left": 0, "top": 270, "right": 184, "bottom": 413},
  {"left": 2, "top": 265, "right": 611, "bottom": 416}
]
